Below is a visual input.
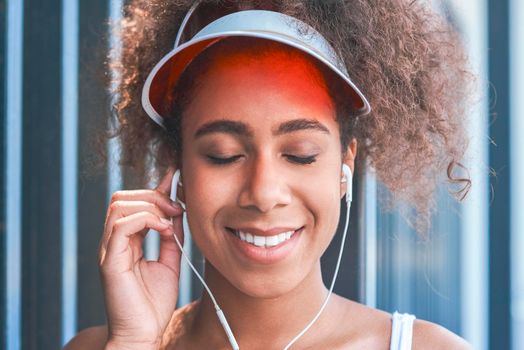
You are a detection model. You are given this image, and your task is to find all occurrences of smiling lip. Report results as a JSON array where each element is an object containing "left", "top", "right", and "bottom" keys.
[{"left": 225, "top": 226, "right": 304, "bottom": 264}]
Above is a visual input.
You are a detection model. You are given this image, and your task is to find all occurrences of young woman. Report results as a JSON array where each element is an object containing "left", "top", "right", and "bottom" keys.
[{"left": 65, "top": 1, "right": 473, "bottom": 349}]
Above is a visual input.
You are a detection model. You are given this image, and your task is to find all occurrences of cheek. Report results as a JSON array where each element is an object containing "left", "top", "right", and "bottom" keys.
[
  {"left": 306, "top": 182, "right": 341, "bottom": 251},
  {"left": 180, "top": 158, "right": 240, "bottom": 241}
]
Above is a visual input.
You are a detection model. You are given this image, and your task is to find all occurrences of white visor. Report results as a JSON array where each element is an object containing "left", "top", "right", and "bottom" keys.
[{"left": 141, "top": 2, "right": 372, "bottom": 128}]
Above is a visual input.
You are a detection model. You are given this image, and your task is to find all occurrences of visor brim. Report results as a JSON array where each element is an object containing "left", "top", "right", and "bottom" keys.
[{"left": 142, "top": 31, "right": 371, "bottom": 127}]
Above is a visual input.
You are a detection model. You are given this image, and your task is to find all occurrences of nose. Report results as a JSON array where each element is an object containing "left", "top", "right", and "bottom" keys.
[{"left": 237, "top": 155, "right": 292, "bottom": 213}]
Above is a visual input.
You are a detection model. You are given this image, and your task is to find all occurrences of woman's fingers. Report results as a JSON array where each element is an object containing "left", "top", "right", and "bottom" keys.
[
  {"left": 158, "top": 213, "right": 184, "bottom": 274},
  {"left": 101, "top": 200, "right": 178, "bottom": 250},
  {"left": 101, "top": 166, "right": 178, "bottom": 245},
  {"left": 109, "top": 188, "right": 180, "bottom": 217},
  {"left": 99, "top": 192, "right": 182, "bottom": 259},
  {"left": 156, "top": 166, "right": 176, "bottom": 195},
  {"left": 101, "top": 211, "right": 172, "bottom": 270},
  {"left": 155, "top": 166, "right": 184, "bottom": 274},
  {"left": 99, "top": 167, "right": 182, "bottom": 269}
]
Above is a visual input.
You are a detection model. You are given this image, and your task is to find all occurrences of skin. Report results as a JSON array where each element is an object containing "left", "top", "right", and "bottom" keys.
[{"left": 64, "top": 47, "right": 472, "bottom": 350}]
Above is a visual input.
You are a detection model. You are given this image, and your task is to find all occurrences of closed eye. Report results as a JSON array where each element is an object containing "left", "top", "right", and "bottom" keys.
[
  {"left": 206, "top": 154, "right": 317, "bottom": 165},
  {"left": 285, "top": 154, "right": 317, "bottom": 165},
  {"left": 207, "top": 155, "right": 243, "bottom": 165}
]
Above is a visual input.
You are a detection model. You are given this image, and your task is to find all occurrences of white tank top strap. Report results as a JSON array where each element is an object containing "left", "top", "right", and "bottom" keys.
[{"left": 390, "top": 311, "right": 416, "bottom": 350}]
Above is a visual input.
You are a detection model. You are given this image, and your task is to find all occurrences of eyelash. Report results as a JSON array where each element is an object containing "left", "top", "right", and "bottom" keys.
[
  {"left": 206, "top": 155, "right": 317, "bottom": 165},
  {"left": 207, "top": 155, "right": 243, "bottom": 165},
  {"left": 285, "top": 155, "right": 317, "bottom": 165}
]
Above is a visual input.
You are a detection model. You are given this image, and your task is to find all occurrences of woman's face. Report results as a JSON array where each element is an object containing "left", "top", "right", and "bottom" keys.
[{"left": 179, "top": 49, "right": 352, "bottom": 298}]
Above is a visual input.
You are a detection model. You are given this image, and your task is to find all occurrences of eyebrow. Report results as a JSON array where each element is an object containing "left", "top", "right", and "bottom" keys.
[
  {"left": 275, "top": 118, "right": 330, "bottom": 136},
  {"left": 194, "top": 120, "right": 254, "bottom": 139},
  {"left": 194, "top": 118, "right": 330, "bottom": 139}
]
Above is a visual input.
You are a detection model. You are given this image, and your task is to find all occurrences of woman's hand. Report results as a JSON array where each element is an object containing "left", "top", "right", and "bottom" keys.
[{"left": 98, "top": 167, "right": 184, "bottom": 349}]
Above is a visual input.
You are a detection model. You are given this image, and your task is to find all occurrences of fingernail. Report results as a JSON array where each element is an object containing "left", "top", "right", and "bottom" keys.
[
  {"left": 170, "top": 200, "right": 182, "bottom": 210},
  {"left": 160, "top": 217, "right": 172, "bottom": 226}
]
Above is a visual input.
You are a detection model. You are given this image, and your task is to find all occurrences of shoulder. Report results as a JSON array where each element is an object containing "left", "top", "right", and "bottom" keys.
[
  {"left": 62, "top": 325, "right": 108, "bottom": 350},
  {"left": 412, "top": 319, "right": 472, "bottom": 350},
  {"left": 327, "top": 295, "right": 394, "bottom": 348}
]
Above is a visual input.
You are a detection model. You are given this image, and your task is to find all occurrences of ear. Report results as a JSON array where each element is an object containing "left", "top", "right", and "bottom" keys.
[{"left": 340, "top": 138, "right": 357, "bottom": 199}]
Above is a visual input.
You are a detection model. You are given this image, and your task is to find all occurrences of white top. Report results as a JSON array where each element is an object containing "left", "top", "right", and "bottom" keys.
[{"left": 390, "top": 312, "right": 416, "bottom": 350}]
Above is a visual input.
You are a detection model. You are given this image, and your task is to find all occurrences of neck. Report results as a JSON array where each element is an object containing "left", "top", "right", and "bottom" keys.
[{"left": 188, "top": 260, "right": 332, "bottom": 349}]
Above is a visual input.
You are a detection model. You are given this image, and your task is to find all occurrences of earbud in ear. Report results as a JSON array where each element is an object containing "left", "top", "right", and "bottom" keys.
[
  {"left": 170, "top": 169, "right": 181, "bottom": 202},
  {"left": 342, "top": 164, "right": 353, "bottom": 203}
]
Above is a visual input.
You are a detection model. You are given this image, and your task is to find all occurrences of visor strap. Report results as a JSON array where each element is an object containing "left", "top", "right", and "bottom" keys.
[{"left": 174, "top": 0, "right": 202, "bottom": 49}]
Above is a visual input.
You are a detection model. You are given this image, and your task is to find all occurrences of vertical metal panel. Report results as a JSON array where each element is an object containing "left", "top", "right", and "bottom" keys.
[
  {"left": 21, "top": 0, "right": 63, "bottom": 348},
  {"left": 488, "top": 0, "right": 512, "bottom": 348},
  {"left": 1, "top": 1, "right": 6, "bottom": 347},
  {"left": 177, "top": 215, "right": 194, "bottom": 307},
  {"left": 509, "top": 0, "right": 524, "bottom": 348},
  {"left": 376, "top": 184, "right": 462, "bottom": 333},
  {"left": 76, "top": 0, "right": 110, "bottom": 330},
  {"left": 446, "top": 0, "right": 490, "bottom": 348},
  {"left": 61, "top": 0, "right": 79, "bottom": 344},
  {"left": 190, "top": 238, "right": 205, "bottom": 302},
  {"left": 144, "top": 158, "right": 160, "bottom": 261},
  {"left": 361, "top": 163, "right": 377, "bottom": 308},
  {"left": 5, "top": 1, "right": 23, "bottom": 348},
  {"left": 107, "top": 0, "right": 123, "bottom": 199}
]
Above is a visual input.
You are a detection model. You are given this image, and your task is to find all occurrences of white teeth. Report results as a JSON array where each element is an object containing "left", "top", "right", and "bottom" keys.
[
  {"left": 266, "top": 235, "right": 279, "bottom": 247},
  {"left": 235, "top": 229, "right": 297, "bottom": 248},
  {"left": 253, "top": 235, "right": 265, "bottom": 247}
]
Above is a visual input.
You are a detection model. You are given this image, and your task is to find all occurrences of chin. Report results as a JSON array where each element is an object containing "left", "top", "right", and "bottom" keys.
[
  {"left": 232, "top": 275, "right": 301, "bottom": 299},
  {"left": 220, "top": 262, "right": 313, "bottom": 299}
]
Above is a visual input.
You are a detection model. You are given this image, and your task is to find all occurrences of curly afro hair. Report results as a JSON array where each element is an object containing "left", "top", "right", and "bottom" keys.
[{"left": 106, "top": 0, "right": 474, "bottom": 234}]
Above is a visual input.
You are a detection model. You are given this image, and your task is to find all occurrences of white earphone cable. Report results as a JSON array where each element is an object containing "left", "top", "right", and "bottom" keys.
[
  {"left": 171, "top": 224, "right": 219, "bottom": 310},
  {"left": 171, "top": 222, "right": 240, "bottom": 350},
  {"left": 282, "top": 198, "right": 351, "bottom": 349}
]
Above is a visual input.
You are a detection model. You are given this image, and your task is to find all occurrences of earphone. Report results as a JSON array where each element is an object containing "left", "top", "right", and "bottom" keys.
[{"left": 168, "top": 164, "right": 353, "bottom": 350}]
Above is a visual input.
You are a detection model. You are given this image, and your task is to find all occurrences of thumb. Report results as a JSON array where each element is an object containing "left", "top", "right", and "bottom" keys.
[{"left": 156, "top": 166, "right": 177, "bottom": 195}]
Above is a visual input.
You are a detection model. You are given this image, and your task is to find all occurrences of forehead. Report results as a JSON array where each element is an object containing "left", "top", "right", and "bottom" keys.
[{"left": 183, "top": 47, "right": 338, "bottom": 132}]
